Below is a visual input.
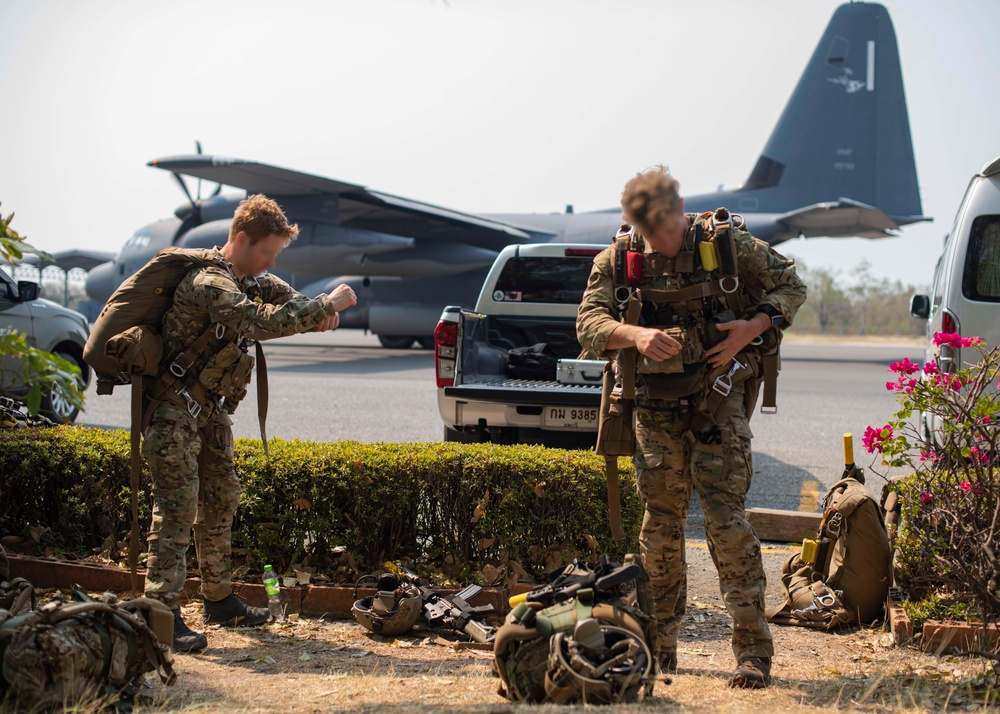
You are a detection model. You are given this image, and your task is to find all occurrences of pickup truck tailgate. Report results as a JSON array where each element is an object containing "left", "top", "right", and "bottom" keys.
[{"left": 444, "top": 379, "right": 601, "bottom": 406}]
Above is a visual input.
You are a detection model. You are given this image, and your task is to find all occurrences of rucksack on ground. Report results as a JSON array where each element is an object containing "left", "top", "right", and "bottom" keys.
[
  {"left": 766, "top": 468, "right": 892, "bottom": 629},
  {"left": 0, "top": 589, "right": 175, "bottom": 712}
]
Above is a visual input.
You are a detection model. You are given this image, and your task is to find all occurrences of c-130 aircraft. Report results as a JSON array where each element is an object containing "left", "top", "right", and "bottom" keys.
[{"left": 86, "top": 2, "right": 927, "bottom": 348}]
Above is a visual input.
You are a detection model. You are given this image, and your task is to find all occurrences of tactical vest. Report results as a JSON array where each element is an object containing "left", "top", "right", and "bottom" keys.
[{"left": 609, "top": 208, "right": 780, "bottom": 419}]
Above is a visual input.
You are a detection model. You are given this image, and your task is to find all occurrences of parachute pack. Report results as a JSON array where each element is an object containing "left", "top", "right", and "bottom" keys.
[
  {"left": 0, "top": 589, "right": 176, "bottom": 712},
  {"left": 493, "top": 554, "right": 657, "bottom": 704},
  {"left": 766, "top": 462, "right": 892, "bottom": 629}
]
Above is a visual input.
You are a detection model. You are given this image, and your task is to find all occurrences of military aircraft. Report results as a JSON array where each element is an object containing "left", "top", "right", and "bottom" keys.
[{"left": 86, "top": 2, "right": 928, "bottom": 348}]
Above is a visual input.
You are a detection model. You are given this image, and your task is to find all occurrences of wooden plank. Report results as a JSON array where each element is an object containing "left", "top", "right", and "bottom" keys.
[{"left": 746, "top": 508, "right": 822, "bottom": 543}]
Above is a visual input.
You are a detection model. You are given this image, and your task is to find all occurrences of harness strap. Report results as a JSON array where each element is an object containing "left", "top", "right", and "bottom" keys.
[
  {"left": 641, "top": 279, "right": 732, "bottom": 304},
  {"left": 761, "top": 351, "right": 779, "bottom": 414},
  {"left": 129, "top": 375, "right": 142, "bottom": 593},
  {"left": 256, "top": 342, "right": 270, "bottom": 463}
]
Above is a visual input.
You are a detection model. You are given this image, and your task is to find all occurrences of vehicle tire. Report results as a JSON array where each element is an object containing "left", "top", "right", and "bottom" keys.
[
  {"left": 378, "top": 335, "right": 415, "bottom": 349},
  {"left": 416, "top": 336, "right": 435, "bottom": 350},
  {"left": 40, "top": 351, "right": 83, "bottom": 424},
  {"left": 444, "top": 427, "right": 469, "bottom": 443}
]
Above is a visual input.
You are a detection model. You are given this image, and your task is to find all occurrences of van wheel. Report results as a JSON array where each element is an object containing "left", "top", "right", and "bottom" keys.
[
  {"left": 40, "top": 351, "right": 83, "bottom": 424},
  {"left": 378, "top": 336, "right": 415, "bottom": 349}
]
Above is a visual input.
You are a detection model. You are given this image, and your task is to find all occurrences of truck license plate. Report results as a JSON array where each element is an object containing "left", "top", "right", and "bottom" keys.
[{"left": 542, "top": 406, "right": 599, "bottom": 430}]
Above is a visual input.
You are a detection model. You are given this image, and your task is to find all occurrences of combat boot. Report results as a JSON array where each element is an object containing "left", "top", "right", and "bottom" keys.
[
  {"left": 657, "top": 649, "right": 678, "bottom": 674},
  {"left": 203, "top": 592, "right": 270, "bottom": 627},
  {"left": 729, "top": 657, "right": 771, "bottom": 689},
  {"left": 172, "top": 608, "right": 208, "bottom": 653}
]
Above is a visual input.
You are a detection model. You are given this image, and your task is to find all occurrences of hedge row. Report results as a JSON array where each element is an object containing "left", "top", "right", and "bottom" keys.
[{"left": 0, "top": 427, "right": 642, "bottom": 581}]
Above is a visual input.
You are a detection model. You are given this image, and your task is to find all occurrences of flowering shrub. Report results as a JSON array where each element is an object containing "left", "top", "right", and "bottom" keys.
[{"left": 870, "top": 333, "right": 1000, "bottom": 626}]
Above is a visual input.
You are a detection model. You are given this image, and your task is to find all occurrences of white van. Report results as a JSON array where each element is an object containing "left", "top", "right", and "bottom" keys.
[{"left": 910, "top": 156, "right": 1000, "bottom": 435}]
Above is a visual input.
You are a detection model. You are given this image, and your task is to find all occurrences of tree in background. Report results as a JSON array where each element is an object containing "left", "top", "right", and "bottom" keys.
[
  {"left": 793, "top": 260, "right": 927, "bottom": 337},
  {"left": 0, "top": 205, "right": 85, "bottom": 414}
]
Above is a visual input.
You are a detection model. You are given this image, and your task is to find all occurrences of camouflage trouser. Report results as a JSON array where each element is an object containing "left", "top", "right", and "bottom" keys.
[
  {"left": 142, "top": 401, "right": 240, "bottom": 609},
  {"left": 634, "top": 387, "right": 773, "bottom": 661}
]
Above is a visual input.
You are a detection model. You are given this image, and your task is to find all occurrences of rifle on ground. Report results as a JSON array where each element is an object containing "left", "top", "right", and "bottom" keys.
[{"left": 419, "top": 584, "right": 496, "bottom": 644}]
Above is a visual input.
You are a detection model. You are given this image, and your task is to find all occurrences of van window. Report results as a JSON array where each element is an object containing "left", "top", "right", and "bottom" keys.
[
  {"left": 493, "top": 257, "right": 593, "bottom": 304},
  {"left": 962, "top": 215, "right": 1000, "bottom": 302}
]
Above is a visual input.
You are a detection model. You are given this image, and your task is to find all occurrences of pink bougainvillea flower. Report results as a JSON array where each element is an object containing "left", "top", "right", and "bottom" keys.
[
  {"left": 966, "top": 336, "right": 985, "bottom": 346},
  {"left": 919, "top": 451, "right": 939, "bottom": 462},
  {"left": 934, "top": 332, "right": 963, "bottom": 348},
  {"left": 862, "top": 424, "right": 893, "bottom": 453},
  {"left": 886, "top": 381, "right": 898, "bottom": 392},
  {"left": 960, "top": 481, "right": 973, "bottom": 493},
  {"left": 923, "top": 360, "right": 939, "bottom": 375},
  {"left": 889, "top": 357, "right": 920, "bottom": 375},
  {"left": 919, "top": 492, "right": 933, "bottom": 504},
  {"left": 984, "top": 415, "right": 993, "bottom": 424}
]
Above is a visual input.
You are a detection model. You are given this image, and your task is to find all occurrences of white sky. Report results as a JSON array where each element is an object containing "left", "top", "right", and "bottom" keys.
[{"left": 1, "top": 0, "right": 998, "bottom": 289}]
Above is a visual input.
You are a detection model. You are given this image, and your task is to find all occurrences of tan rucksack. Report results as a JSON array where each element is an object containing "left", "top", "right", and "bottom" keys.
[
  {"left": 766, "top": 473, "right": 892, "bottom": 629},
  {"left": 84, "top": 247, "right": 219, "bottom": 386}
]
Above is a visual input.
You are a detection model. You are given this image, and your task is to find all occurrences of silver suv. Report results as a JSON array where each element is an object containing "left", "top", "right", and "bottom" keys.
[{"left": 0, "top": 270, "right": 91, "bottom": 423}]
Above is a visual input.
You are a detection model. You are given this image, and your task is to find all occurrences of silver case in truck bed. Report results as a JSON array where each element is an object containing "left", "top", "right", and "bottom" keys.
[{"left": 555, "top": 359, "right": 605, "bottom": 385}]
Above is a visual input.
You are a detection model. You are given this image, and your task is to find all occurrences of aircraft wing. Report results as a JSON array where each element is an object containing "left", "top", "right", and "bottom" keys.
[
  {"left": 774, "top": 198, "right": 929, "bottom": 239},
  {"left": 149, "top": 155, "right": 554, "bottom": 248}
]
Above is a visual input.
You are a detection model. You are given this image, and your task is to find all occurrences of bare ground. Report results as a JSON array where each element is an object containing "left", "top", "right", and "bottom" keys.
[{"left": 123, "top": 540, "right": 998, "bottom": 714}]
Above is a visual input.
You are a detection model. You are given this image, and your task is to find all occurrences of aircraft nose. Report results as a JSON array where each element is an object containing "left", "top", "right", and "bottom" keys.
[{"left": 85, "top": 261, "right": 118, "bottom": 304}]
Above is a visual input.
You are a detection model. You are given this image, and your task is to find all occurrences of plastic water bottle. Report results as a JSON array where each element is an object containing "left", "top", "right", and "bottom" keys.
[{"left": 262, "top": 564, "right": 283, "bottom": 622}]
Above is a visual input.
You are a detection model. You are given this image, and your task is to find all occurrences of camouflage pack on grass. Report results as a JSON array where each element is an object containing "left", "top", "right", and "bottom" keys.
[{"left": 0, "top": 590, "right": 176, "bottom": 712}]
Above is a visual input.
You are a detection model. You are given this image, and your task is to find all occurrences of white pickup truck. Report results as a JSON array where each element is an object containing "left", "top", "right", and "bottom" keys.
[{"left": 433, "top": 243, "right": 607, "bottom": 447}]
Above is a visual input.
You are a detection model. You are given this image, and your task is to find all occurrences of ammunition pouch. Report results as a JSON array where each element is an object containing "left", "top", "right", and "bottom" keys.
[
  {"left": 638, "top": 363, "right": 708, "bottom": 401},
  {"left": 765, "top": 553, "right": 852, "bottom": 630},
  {"left": 635, "top": 325, "right": 705, "bottom": 374},
  {"left": 198, "top": 340, "right": 255, "bottom": 405}
]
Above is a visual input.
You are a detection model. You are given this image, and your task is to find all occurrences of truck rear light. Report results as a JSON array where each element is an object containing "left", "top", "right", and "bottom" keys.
[
  {"left": 564, "top": 247, "right": 603, "bottom": 257},
  {"left": 939, "top": 309, "right": 961, "bottom": 372},
  {"left": 434, "top": 320, "right": 458, "bottom": 388}
]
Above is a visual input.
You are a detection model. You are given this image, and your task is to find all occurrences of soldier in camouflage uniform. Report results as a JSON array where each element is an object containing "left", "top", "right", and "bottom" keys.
[
  {"left": 577, "top": 167, "right": 806, "bottom": 688},
  {"left": 142, "top": 195, "right": 357, "bottom": 653}
]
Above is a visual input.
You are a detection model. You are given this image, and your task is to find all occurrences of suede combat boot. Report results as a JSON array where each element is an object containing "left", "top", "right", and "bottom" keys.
[
  {"left": 172, "top": 608, "right": 208, "bottom": 653},
  {"left": 203, "top": 592, "right": 270, "bottom": 627},
  {"left": 729, "top": 657, "right": 771, "bottom": 689}
]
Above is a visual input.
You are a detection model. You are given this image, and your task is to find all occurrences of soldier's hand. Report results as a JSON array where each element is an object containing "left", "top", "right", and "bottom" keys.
[
  {"left": 704, "top": 316, "right": 769, "bottom": 367},
  {"left": 327, "top": 284, "right": 357, "bottom": 312},
  {"left": 313, "top": 313, "right": 340, "bottom": 332},
  {"left": 634, "top": 327, "right": 682, "bottom": 362}
]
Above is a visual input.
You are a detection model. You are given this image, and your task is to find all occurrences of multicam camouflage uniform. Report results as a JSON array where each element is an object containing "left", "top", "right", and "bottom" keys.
[
  {"left": 143, "top": 250, "right": 336, "bottom": 609},
  {"left": 577, "top": 218, "right": 806, "bottom": 663}
]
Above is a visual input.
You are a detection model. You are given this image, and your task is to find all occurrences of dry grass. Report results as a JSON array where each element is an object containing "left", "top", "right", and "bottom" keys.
[{"left": 116, "top": 600, "right": 999, "bottom": 714}]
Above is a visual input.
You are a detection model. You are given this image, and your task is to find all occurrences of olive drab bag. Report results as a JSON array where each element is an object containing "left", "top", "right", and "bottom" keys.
[
  {"left": 0, "top": 590, "right": 176, "bottom": 712},
  {"left": 766, "top": 472, "right": 892, "bottom": 629},
  {"left": 493, "top": 555, "right": 657, "bottom": 704}
]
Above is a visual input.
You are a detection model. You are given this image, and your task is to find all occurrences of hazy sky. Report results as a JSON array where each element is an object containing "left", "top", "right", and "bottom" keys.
[{"left": 1, "top": 0, "right": 998, "bottom": 289}]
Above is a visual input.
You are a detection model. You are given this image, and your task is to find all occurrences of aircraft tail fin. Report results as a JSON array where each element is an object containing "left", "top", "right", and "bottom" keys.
[{"left": 736, "top": 3, "right": 925, "bottom": 226}]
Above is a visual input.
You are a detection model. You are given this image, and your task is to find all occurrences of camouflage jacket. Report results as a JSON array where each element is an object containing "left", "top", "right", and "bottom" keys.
[
  {"left": 160, "top": 250, "right": 335, "bottom": 359},
  {"left": 577, "top": 216, "right": 806, "bottom": 359}
]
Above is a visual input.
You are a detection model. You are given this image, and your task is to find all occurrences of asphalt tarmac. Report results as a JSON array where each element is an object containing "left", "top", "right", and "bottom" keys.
[{"left": 78, "top": 331, "right": 923, "bottom": 518}]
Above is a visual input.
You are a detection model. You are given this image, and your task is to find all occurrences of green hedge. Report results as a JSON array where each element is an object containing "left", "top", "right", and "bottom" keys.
[{"left": 0, "top": 427, "right": 641, "bottom": 581}]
